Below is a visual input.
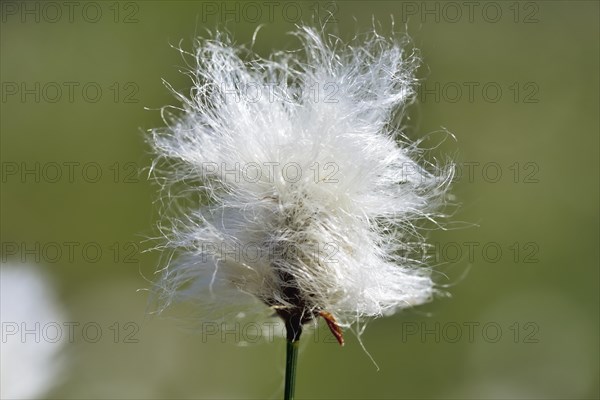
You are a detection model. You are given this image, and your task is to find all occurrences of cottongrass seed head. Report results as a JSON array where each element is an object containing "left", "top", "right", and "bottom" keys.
[{"left": 149, "top": 25, "right": 453, "bottom": 342}]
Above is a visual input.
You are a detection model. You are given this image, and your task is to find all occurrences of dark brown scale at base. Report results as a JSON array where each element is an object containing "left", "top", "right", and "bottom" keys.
[{"left": 266, "top": 261, "right": 318, "bottom": 342}]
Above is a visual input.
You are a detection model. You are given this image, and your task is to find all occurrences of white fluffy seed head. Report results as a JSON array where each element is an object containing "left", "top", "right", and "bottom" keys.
[{"left": 149, "top": 26, "right": 453, "bottom": 329}]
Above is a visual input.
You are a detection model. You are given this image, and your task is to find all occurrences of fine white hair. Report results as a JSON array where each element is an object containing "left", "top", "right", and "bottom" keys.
[{"left": 149, "top": 26, "right": 453, "bottom": 329}]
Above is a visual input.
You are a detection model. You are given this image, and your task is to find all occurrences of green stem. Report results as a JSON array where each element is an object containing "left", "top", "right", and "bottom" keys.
[{"left": 284, "top": 339, "right": 299, "bottom": 400}]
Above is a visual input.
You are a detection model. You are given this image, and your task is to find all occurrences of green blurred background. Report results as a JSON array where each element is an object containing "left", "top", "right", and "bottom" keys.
[{"left": 1, "top": 1, "right": 598, "bottom": 399}]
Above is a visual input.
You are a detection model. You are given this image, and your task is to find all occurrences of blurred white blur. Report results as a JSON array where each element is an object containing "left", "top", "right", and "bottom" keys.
[{"left": 1, "top": 263, "right": 67, "bottom": 399}]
